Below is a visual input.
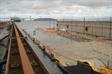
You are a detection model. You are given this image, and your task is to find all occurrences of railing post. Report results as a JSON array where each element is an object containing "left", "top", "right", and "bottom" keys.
[
  {"left": 84, "top": 17, "right": 86, "bottom": 35},
  {"left": 110, "top": 17, "right": 111, "bottom": 40}
]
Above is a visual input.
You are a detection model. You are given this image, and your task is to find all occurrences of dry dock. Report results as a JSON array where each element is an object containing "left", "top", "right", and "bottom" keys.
[
  {"left": 16, "top": 21, "right": 112, "bottom": 73},
  {"left": 0, "top": 21, "right": 111, "bottom": 74}
]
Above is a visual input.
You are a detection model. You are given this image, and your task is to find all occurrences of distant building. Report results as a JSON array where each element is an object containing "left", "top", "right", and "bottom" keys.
[{"left": 10, "top": 17, "right": 21, "bottom": 22}]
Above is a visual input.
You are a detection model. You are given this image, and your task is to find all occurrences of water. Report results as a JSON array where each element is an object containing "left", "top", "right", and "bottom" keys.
[
  {"left": 16, "top": 20, "right": 56, "bottom": 28},
  {"left": 16, "top": 22, "right": 64, "bottom": 74},
  {"left": 16, "top": 21, "right": 112, "bottom": 71}
]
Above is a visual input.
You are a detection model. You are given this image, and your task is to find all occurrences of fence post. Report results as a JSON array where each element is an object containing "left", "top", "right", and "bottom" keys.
[
  {"left": 92, "top": 22, "right": 93, "bottom": 36},
  {"left": 84, "top": 17, "right": 85, "bottom": 35},
  {"left": 102, "top": 21, "right": 103, "bottom": 37},
  {"left": 110, "top": 17, "right": 111, "bottom": 40}
]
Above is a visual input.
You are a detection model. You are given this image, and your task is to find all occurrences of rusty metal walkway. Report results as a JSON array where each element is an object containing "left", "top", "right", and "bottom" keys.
[
  {"left": 5, "top": 24, "right": 50, "bottom": 74},
  {"left": 5, "top": 23, "right": 68, "bottom": 74}
]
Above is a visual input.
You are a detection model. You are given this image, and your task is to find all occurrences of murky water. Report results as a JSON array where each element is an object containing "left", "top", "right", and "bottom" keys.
[{"left": 16, "top": 21, "right": 112, "bottom": 70}]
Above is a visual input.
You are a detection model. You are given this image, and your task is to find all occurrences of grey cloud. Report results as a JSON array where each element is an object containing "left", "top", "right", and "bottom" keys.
[
  {"left": 62, "top": 0, "right": 112, "bottom": 7},
  {"left": 0, "top": 0, "right": 112, "bottom": 17}
]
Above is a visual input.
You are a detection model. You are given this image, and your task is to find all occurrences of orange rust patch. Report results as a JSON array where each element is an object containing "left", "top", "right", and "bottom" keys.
[{"left": 41, "top": 28, "right": 58, "bottom": 35}]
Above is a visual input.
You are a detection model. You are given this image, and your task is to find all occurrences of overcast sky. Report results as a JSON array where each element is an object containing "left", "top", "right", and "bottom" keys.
[{"left": 0, "top": 0, "right": 112, "bottom": 18}]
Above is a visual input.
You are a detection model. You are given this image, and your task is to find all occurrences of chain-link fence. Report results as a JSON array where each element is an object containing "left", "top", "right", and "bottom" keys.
[{"left": 57, "top": 17, "right": 112, "bottom": 40}]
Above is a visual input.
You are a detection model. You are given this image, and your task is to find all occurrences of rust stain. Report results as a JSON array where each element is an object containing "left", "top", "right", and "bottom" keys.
[{"left": 14, "top": 25, "right": 35, "bottom": 74}]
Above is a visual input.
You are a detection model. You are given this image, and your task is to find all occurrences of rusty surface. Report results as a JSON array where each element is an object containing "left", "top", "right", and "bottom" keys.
[
  {"left": 5, "top": 25, "right": 24, "bottom": 74},
  {"left": 5, "top": 24, "right": 49, "bottom": 74},
  {"left": 14, "top": 25, "right": 35, "bottom": 74}
]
